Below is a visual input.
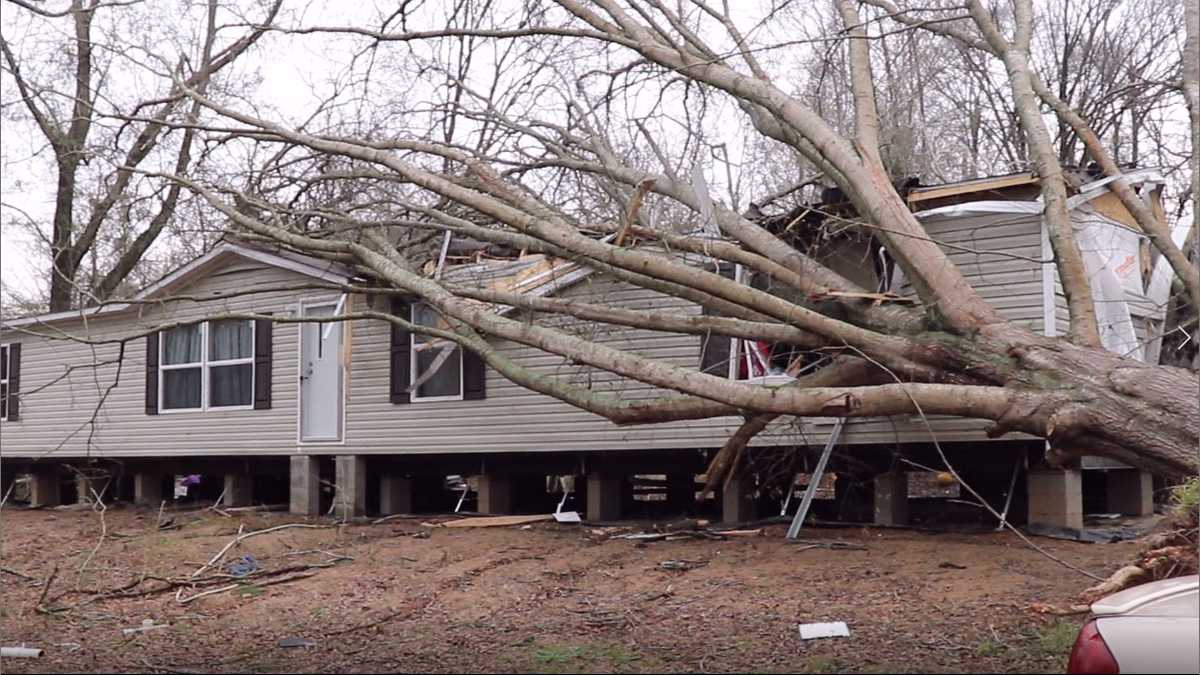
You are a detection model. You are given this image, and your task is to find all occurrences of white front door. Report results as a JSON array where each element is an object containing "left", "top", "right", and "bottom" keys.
[{"left": 299, "top": 303, "right": 343, "bottom": 441}]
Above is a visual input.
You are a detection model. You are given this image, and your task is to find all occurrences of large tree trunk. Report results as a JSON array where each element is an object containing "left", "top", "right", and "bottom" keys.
[{"left": 967, "top": 325, "right": 1198, "bottom": 479}]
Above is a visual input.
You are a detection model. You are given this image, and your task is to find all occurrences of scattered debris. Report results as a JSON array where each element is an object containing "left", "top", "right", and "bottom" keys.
[
  {"left": 52, "top": 643, "right": 82, "bottom": 653},
  {"left": 227, "top": 554, "right": 260, "bottom": 577},
  {"left": 611, "top": 529, "right": 728, "bottom": 543},
  {"left": 371, "top": 513, "right": 424, "bottom": 525},
  {"left": 1027, "top": 518, "right": 1160, "bottom": 543},
  {"left": 0, "top": 646, "right": 44, "bottom": 658},
  {"left": 787, "top": 539, "right": 868, "bottom": 551},
  {"left": 177, "top": 571, "right": 318, "bottom": 604},
  {"left": 1026, "top": 602, "right": 1090, "bottom": 616},
  {"left": 799, "top": 621, "right": 851, "bottom": 640},
  {"left": 223, "top": 504, "right": 288, "bottom": 513},
  {"left": 437, "top": 514, "right": 555, "bottom": 528},
  {"left": 0, "top": 565, "right": 38, "bottom": 582},
  {"left": 614, "top": 533, "right": 671, "bottom": 542},
  {"left": 633, "top": 586, "right": 674, "bottom": 603},
  {"left": 658, "top": 559, "right": 707, "bottom": 572},
  {"left": 122, "top": 619, "right": 169, "bottom": 636},
  {"left": 715, "top": 528, "right": 762, "bottom": 538},
  {"left": 277, "top": 637, "right": 316, "bottom": 648},
  {"left": 174, "top": 474, "right": 201, "bottom": 499}
]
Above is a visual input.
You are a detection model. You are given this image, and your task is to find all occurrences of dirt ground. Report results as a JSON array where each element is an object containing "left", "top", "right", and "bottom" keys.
[{"left": 0, "top": 506, "right": 1137, "bottom": 674}]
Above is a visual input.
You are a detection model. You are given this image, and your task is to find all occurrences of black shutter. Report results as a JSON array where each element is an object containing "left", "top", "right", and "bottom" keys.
[
  {"left": 389, "top": 298, "right": 412, "bottom": 404},
  {"left": 253, "top": 317, "right": 273, "bottom": 410},
  {"left": 699, "top": 263, "right": 736, "bottom": 375},
  {"left": 145, "top": 333, "right": 159, "bottom": 415},
  {"left": 462, "top": 347, "right": 486, "bottom": 400},
  {"left": 6, "top": 343, "right": 20, "bottom": 421}
]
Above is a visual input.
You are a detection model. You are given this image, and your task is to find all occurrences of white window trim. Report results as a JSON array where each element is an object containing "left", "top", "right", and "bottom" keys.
[
  {"left": 410, "top": 304, "right": 464, "bottom": 403},
  {"left": 158, "top": 321, "right": 256, "bottom": 413},
  {"left": 0, "top": 343, "right": 9, "bottom": 422}
]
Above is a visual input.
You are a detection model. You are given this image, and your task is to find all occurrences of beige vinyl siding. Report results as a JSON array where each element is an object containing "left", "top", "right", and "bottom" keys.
[
  {"left": 869, "top": 209, "right": 1046, "bottom": 443},
  {"left": 3, "top": 248, "right": 1029, "bottom": 461},
  {"left": 909, "top": 211, "right": 1047, "bottom": 330},
  {"left": 344, "top": 274, "right": 762, "bottom": 454},
  {"left": 0, "top": 260, "right": 337, "bottom": 459}
]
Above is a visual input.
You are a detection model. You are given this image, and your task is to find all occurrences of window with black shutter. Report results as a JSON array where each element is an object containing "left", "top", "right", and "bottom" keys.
[
  {"left": 147, "top": 319, "right": 265, "bottom": 413},
  {"left": 0, "top": 343, "right": 18, "bottom": 421},
  {"left": 389, "top": 299, "right": 412, "bottom": 404},
  {"left": 409, "top": 303, "right": 463, "bottom": 401}
]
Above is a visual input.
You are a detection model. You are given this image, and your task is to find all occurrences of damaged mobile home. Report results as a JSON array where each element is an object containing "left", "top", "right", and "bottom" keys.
[{"left": 0, "top": 168, "right": 1183, "bottom": 530}]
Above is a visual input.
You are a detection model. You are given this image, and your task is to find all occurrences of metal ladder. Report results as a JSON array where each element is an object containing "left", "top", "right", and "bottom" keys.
[{"left": 783, "top": 417, "right": 847, "bottom": 540}]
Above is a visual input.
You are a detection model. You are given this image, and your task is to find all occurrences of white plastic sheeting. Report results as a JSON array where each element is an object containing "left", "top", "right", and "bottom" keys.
[{"left": 1074, "top": 209, "right": 1143, "bottom": 359}]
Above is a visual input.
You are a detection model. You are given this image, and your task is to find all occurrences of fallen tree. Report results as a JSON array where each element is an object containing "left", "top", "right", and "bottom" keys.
[{"left": 7, "top": 1, "right": 1200, "bottom": 479}]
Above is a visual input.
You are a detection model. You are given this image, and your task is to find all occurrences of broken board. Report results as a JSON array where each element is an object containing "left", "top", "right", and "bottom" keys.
[{"left": 437, "top": 514, "right": 555, "bottom": 528}]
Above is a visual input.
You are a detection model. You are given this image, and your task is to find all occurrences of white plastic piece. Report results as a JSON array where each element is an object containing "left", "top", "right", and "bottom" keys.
[
  {"left": 121, "top": 619, "right": 169, "bottom": 636},
  {"left": 1, "top": 647, "right": 44, "bottom": 658},
  {"left": 914, "top": 200, "right": 1043, "bottom": 220},
  {"left": 798, "top": 622, "right": 850, "bottom": 640}
]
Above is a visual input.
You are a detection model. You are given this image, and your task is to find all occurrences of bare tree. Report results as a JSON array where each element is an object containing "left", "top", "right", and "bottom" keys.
[
  {"left": 0, "top": 0, "right": 282, "bottom": 310},
  {"left": 8, "top": 1, "right": 1199, "bottom": 479}
]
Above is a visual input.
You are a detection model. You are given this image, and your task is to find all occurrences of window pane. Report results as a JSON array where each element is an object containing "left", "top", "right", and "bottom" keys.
[
  {"left": 1, "top": 345, "right": 8, "bottom": 380},
  {"left": 163, "top": 325, "right": 202, "bottom": 365},
  {"left": 412, "top": 304, "right": 449, "bottom": 345},
  {"left": 209, "top": 320, "right": 252, "bottom": 361},
  {"left": 209, "top": 363, "right": 252, "bottom": 407},
  {"left": 162, "top": 368, "right": 202, "bottom": 409},
  {"left": 415, "top": 344, "right": 461, "bottom": 398},
  {"left": 1, "top": 382, "right": 7, "bottom": 419}
]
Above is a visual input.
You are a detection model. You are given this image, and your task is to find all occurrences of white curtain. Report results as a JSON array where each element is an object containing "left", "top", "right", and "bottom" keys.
[
  {"left": 209, "top": 320, "right": 252, "bottom": 361},
  {"left": 209, "top": 364, "right": 252, "bottom": 407},
  {"left": 163, "top": 325, "right": 202, "bottom": 365},
  {"left": 162, "top": 368, "right": 202, "bottom": 409}
]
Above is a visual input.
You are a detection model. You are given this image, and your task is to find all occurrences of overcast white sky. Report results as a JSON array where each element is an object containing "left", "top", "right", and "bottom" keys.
[
  {"left": 1, "top": 0, "right": 1192, "bottom": 308},
  {"left": 0, "top": 0, "right": 389, "bottom": 302}
]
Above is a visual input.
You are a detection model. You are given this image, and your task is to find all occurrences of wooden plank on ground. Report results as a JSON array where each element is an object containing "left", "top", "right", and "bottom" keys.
[{"left": 438, "top": 514, "right": 555, "bottom": 528}]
